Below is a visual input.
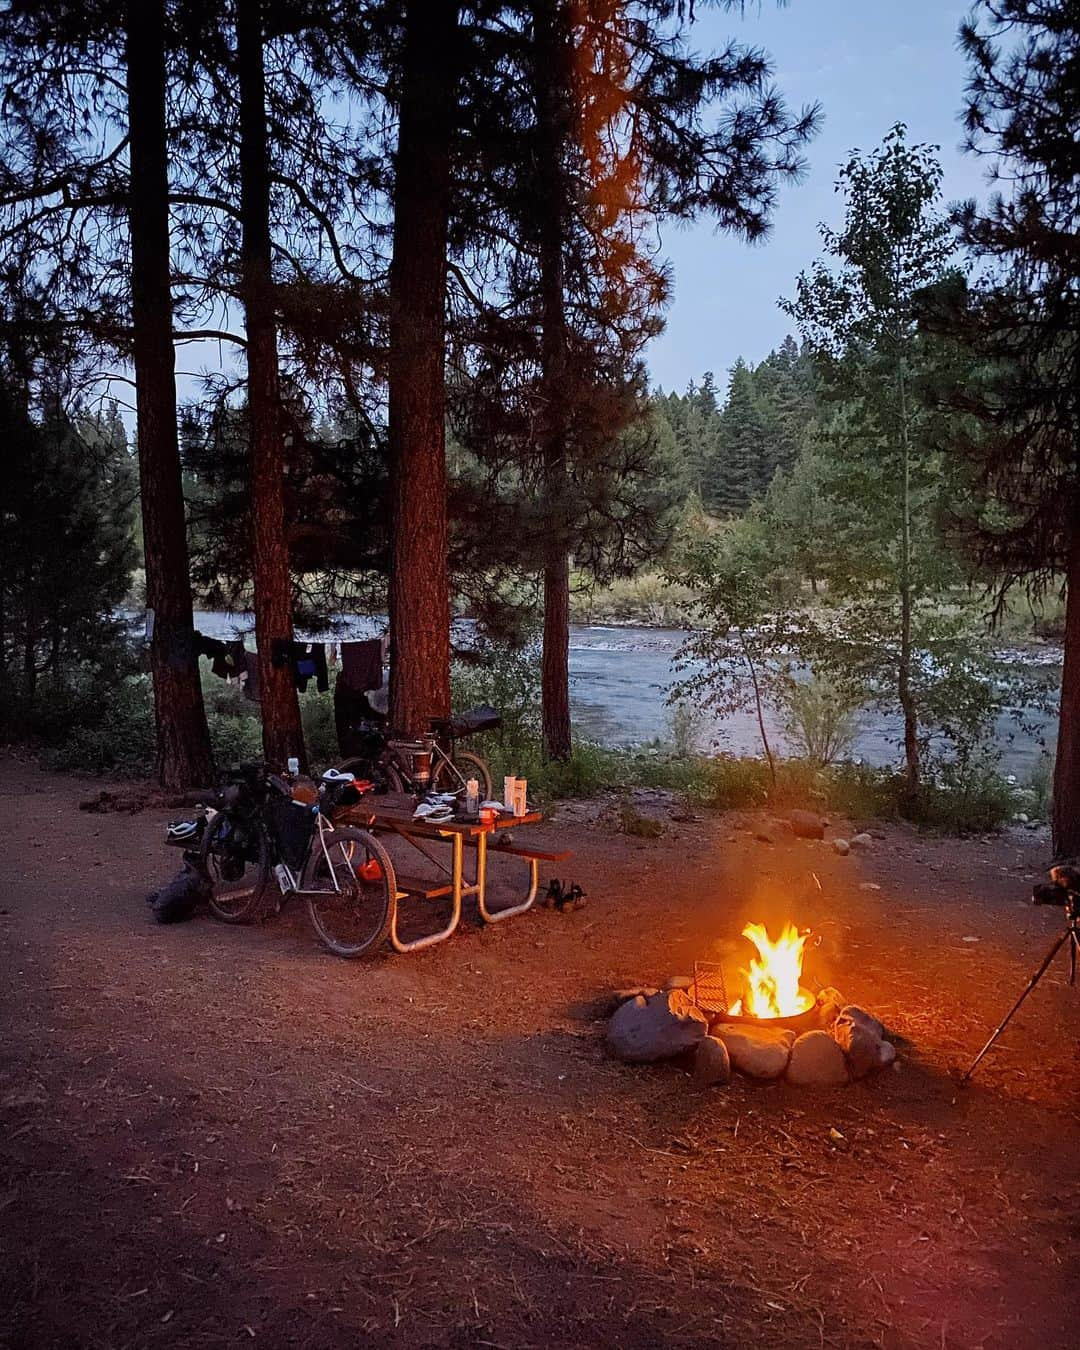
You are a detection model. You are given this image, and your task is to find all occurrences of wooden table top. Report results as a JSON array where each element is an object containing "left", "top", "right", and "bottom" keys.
[{"left": 341, "top": 792, "right": 541, "bottom": 837}]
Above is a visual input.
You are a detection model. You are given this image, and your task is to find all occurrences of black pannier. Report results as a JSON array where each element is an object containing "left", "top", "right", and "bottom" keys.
[{"left": 268, "top": 797, "right": 317, "bottom": 872}]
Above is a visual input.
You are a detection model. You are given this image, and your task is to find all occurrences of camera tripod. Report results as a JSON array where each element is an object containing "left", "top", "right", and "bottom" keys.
[{"left": 961, "top": 887, "right": 1080, "bottom": 1083}]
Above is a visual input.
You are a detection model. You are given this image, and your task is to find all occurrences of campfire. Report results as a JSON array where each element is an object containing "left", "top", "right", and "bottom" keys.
[
  {"left": 726, "top": 921, "right": 815, "bottom": 1021},
  {"left": 607, "top": 915, "right": 898, "bottom": 1088}
]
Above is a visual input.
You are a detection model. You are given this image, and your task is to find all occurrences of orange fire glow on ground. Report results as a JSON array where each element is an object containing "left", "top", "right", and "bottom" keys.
[{"left": 728, "top": 920, "right": 816, "bottom": 1019}]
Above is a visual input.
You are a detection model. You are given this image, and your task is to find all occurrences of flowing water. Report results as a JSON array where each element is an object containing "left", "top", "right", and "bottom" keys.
[{"left": 193, "top": 612, "right": 1059, "bottom": 778}]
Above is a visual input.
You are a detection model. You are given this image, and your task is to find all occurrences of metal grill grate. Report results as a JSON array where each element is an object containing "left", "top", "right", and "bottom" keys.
[{"left": 692, "top": 960, "right": 730, "bottom": 1016}]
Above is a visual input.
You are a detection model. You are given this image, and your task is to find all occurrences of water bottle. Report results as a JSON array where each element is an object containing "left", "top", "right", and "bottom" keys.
[
  {"left": 287, "top": 756, "right": 300, "bottom": 778},
  {"left": 465, "top": 778, "right": 479, "bottom": 815}
]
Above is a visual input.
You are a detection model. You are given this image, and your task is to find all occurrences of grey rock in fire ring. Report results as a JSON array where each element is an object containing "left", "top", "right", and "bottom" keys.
[
  {"left": 713, "top": 1022, "right": 796, "bottom": 1079},
  {"left": 607, "top": 989, "right": 708, "bottom": 1063},
  {"left": 787, "top": 1029, "right": 850, "bottom": 1087}
]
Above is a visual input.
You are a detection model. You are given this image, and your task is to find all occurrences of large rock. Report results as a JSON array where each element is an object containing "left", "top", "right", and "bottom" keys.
[
  {"left": 849, "top": 832, "right": 874, "bottom": 851},
  {"left": 787, "top": 1030, "right": 850, "bottom": 1087},
  {"left": 607, "top": 990, "right": 708, "bottom": 1063},
  {"left": 787, "top": 809, "right": 826, "bottom": 840},
  {"left": 832, "top": 837, "right": 851, "bottom": 856},
  {"left": 832, "top": 1010, "right": 890, "bottom": 1079},
  {"left": 693, "top": 1035, "right": 732, "bottom": 1087},
  {"left": 713, "top": 1022, "right": 795, "bottom": 1079}
]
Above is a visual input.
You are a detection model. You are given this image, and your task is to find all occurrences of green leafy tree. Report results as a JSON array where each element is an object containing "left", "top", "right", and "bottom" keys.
[
  {"left": 0, "top": 385, "right": 137, "bottom": 719},
  {"left": 781, "top": 125, "right": 963, "bottom": 797},
  {"left": 668, "top": 519, "right": 789, "bottom": 781}
]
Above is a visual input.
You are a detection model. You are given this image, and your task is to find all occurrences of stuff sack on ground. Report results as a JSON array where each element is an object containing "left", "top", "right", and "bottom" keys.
[{"left": 147, "top": 862, "right": 211, "bottom": 924}]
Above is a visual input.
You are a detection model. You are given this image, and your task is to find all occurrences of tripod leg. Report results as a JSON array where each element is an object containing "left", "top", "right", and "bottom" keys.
[{"left": 961, "top": 930, "right": 1071, "bottom": 1083}]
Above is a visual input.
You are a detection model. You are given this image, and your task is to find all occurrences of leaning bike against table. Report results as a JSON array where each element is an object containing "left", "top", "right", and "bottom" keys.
[{"left": 185, "top": 762, "right": 398, "bottom": 958}]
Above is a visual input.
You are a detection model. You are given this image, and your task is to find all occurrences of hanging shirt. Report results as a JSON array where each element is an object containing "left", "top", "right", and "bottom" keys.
[
  {"left": 340, "top": 638, "right": 384, "bottom": 694},
  {"left": 271, "top": 639, "right": 329, "bottom": 693}
]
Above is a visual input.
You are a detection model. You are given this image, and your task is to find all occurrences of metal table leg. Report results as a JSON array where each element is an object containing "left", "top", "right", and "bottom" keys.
[
  {"left": 389, "top": 828, "right": 473, "bottom": 953},
  {"left": 476, "top": 830, "right": 539, "bottom": 923}
]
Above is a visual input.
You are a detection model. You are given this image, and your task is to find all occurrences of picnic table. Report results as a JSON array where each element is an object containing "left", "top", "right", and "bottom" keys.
[{"left": 342, "top": 792, "right": 571, "bottom": 953}]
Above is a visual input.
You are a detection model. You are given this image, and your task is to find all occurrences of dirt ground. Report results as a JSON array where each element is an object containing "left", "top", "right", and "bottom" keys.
[{"left": 2, "top": 757, "right": 1079, "bottom": 1350}]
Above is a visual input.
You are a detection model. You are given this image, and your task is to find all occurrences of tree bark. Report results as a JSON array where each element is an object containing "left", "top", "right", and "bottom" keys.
[
  {"left": 237, "top": 0, "right": 306, "bottom": 770},
  {"left": 897, "top": 356, "right": 920, "bottom": 801},
  {"left": 535, "top": 0, "right": 573, "bottom": 761},
  {"left": 125, "top": 0, "right": 215, "bottom": 791},
  {"left": 1052, "top": 517, "right": 1080, "bottom": 856},
  {"left": 387, "top": 0, "right": 458, "bottom": 736}
]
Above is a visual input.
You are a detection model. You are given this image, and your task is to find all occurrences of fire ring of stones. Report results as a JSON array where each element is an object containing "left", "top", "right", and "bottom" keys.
[{"left": 607, "top": 985, "right": 897, "bottom": 1087}]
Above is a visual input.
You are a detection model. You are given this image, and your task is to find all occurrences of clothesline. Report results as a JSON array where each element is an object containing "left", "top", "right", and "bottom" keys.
[{"left": 192, "top": 630, "right": 386, "bottom": 703}]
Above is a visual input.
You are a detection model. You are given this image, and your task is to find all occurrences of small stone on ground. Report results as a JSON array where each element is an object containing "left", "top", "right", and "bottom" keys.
[{"left": 692, "top": 1036, "right": 732, "bottom": 1087}]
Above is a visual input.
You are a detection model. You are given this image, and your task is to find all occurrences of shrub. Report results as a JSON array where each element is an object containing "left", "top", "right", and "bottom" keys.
[
  {"left": 38, "top": 670, "right": 156, "bottom": 777},
  {"left": 779, "top": 675, "right": 863, "bottom": 767},
  {"left": 904, "top": 757, "right": 1016, "bottom": 833}
]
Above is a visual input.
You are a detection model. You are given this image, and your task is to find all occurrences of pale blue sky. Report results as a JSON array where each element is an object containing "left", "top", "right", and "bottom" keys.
[{"left": 646, "top": 0, "right": 986, "bottom": 393}]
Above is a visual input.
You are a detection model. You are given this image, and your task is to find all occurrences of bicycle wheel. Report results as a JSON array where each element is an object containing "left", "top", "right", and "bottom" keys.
[
  {"left": 303, "top": 826, "right": 396, "bottom": 958},
  {"left": 433, "top": 749, "right": 492, "bottom": 802},
  {"left": 200, "top": 812, "right": 269, "bottom": 924}
]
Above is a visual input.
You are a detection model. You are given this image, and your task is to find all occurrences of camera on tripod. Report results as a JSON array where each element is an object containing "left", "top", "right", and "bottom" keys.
[
  {"left": 1032, "top": 864, "right": 1080, "bottom": 918},
  {"left": 963, "top": 862, "right": 1080, "bottom": 1081}
]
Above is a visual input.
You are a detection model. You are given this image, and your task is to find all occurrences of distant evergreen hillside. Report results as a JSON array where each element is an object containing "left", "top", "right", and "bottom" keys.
[{"left": 655, "top": 335, "right": 818, "bottom": 516}]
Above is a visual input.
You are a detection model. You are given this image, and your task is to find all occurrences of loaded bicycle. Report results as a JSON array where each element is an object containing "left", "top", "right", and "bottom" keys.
[
  {"left": 335, "top": 705, "right": 500, "bottom": 800},
  {"left": 183, "top": 762, "right": 397, "bottom": 958}
]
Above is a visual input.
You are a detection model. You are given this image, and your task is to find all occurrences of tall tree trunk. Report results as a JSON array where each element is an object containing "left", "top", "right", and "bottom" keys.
[
  {"left": 897, "top": 358, "right": 919, "bottom": 801},
  {"left": 125, "top": 0, "right": 214, "bottom": 791},
  {"left": 535, "top": 0, "right": 573, "bottom": 761},
  {"left": 1052, "top": 517, "right": 1080, "bottom": 857},
  {"left": 387, "top": 0, "right": 458, "bottom": 736},
  {"left": 237, "top": 0, "right": 305, "bottom": 770}
]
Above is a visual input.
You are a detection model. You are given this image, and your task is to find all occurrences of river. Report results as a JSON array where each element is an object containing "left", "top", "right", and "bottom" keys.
[{"left": 193, "top": 612, "right": 1060, "bottom": 778}]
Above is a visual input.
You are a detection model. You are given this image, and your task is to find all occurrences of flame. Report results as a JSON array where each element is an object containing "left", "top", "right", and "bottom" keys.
[{"left": 729, "top": 921, "right": 814, "bottom": 1019}]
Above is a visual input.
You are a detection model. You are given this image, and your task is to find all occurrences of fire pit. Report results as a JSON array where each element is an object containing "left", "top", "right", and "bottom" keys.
[
  {"left": 694, "top": 921, "right": 821, "bottom": 1033},
  {"left": 607, "top": 917, "right": 898, "bottom": 1087}
]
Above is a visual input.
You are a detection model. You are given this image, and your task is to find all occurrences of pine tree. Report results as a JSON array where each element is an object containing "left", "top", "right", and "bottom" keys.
[
  {"left": 125, "top": 0, "right": 215, "bottom": 789},
  {"left": 236, "top": 0, "right": 306, "bottom": 770},
  {"left": 932, "top": 0, "right": 1080, "bottom": 854},
  {"left": 386, "top": 0, "right": 460, "bottom": 736},
  {"left": 705, "top": 360, "right": 765, "bottom": 514}
]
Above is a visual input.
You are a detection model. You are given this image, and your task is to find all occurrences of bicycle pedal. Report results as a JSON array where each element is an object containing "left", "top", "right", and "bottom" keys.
[{"left": 273, "top": 863, "right": 296, "bottom": 895}]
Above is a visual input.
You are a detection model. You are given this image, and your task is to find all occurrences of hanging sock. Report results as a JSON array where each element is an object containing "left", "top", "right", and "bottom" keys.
[{"left": 242, "top": 649, "right": 261, "bottom": 702}]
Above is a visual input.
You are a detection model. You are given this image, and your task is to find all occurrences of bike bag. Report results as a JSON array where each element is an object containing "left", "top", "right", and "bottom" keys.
[{"left": 267, "top": 797, "right": 317, "bottom": 872}]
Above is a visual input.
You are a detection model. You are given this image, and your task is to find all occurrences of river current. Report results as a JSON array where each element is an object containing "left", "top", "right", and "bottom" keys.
[{"left": 193, "top": 613, "right": 1060, "bottom": 778}]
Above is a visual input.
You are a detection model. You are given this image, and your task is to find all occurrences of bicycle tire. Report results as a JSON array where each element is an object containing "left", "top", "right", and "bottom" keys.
[
  {"left": 200, "top": 812, "right": 270, "bottom": 924},
  {"left": 434, "top": 749, "right": 493, "bottom": 802},
  {"left": 303, "top": 826, "right": 396, "bottom": 958}
]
